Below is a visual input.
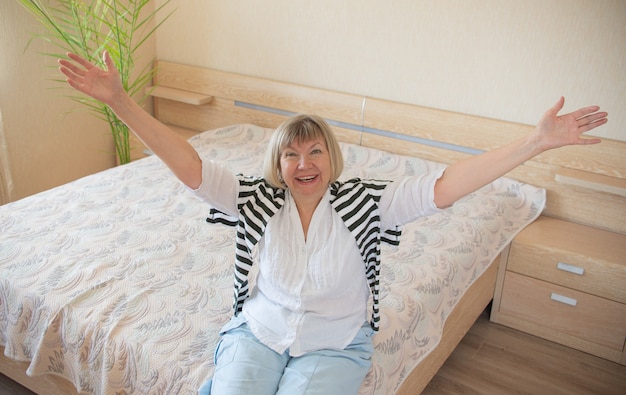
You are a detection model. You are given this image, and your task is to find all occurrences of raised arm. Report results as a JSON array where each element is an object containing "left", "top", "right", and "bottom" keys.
[
  {"left": 59, "top": 51, "right": 202, "bottom": 189},
  {"left": 433, "top": 97, "right": 607, "bottom": 208}
]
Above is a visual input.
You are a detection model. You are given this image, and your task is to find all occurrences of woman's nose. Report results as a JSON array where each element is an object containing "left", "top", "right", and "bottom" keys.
[{"left": 298, "top": 156, "right": 310, "bottom": 168}]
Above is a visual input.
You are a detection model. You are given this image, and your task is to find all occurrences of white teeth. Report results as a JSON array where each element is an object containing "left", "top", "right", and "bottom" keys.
[{"left": 298, "top": 176, "right": 316, "bottom": 181}]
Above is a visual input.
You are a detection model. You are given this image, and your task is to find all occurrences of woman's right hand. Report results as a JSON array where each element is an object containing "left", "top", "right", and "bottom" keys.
[
  {"left": 59, "top": 51, "right": 125, "bottom": 107},
  {"left": 60, "top": 50, "right": 203, "bottom": 188}
]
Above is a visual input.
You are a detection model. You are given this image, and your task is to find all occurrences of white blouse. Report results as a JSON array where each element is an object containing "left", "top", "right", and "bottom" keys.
[{"left": 192, "top": 159, "right": 443, "bottom": 356}]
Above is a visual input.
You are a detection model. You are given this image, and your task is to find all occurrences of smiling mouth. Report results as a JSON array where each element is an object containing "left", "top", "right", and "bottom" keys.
[{"left": 296, "top": 175, "right": 318, "bottom": 183}]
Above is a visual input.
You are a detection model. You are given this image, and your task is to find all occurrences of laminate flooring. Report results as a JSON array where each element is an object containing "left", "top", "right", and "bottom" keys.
[
  {"left": 1, "top": 309, "right": 625, "bottom": 394},
  {"left": 422, "top": 310, "right": 626, "bottom": 394}
]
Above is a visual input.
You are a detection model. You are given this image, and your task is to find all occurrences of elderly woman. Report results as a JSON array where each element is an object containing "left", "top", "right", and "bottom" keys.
[{"left": 59, "top": 51, "right": 607, "bottom": 395}]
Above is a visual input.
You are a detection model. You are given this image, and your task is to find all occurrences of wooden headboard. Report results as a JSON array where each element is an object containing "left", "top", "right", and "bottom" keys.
[{"left": 146, "top": 60, "right": 626, "bottom": 235}]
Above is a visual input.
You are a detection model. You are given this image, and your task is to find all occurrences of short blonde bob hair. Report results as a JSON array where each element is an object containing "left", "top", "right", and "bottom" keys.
[{"left": 263, "top": 114, "right": 344, "bottom": 188}]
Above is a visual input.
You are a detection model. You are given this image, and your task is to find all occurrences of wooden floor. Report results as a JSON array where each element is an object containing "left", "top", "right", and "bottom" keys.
[
  {"left": 422, "top": 310, "right": 626, "bottom": 394},
  {"left": 1, "top": 310, "right": 625, "bottom": 394}
]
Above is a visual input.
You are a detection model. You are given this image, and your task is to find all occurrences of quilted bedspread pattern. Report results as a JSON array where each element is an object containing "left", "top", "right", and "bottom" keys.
[{"left": 0, "top": 124, "right": 545, "bottom": 394}]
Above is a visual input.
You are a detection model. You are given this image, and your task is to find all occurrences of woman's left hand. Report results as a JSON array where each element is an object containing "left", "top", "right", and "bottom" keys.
[{"left": 534, "top": 96, "right": 606, "bottom": 152}]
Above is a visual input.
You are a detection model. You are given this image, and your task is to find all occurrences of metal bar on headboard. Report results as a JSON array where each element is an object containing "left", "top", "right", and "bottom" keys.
[
  {"left": 360, "top": 126, "right": 484, "bottom": 155},
  {"left": 234, "top": 100, "right": 484, "bottom": 156}
]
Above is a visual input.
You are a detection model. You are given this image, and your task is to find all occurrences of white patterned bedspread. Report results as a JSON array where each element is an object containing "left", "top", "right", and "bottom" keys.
[{"left": 0, "top": 124, "right": 545, "bottom": 394}]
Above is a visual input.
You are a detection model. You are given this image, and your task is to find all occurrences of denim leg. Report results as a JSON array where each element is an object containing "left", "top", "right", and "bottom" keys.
[
  {"left": 277, "top": 323, "right": 374, "bottom": 395},
  {"left": 197, "top": 378, "right": 212, "bottom": 395},
  {"left": 207, "top": 323, "right": 289, "bottom": 395}
]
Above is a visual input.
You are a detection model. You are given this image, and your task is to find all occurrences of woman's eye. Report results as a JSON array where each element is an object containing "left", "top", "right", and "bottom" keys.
[{"left": 311, "top": 149, "right": 322, "bottom": 155}]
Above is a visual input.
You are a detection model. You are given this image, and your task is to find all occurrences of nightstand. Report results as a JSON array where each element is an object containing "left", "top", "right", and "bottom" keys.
[{"left": 491, "top": 215, "right": 626, "bottom": 365}]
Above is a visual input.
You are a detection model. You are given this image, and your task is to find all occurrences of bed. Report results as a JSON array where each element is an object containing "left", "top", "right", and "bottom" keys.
[{"left": 1, "top": 61, "right": 624, "bottom": 395}]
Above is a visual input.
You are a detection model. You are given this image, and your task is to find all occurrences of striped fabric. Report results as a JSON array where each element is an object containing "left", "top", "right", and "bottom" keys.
[{"left": 206, "top": 176, "right": 401, "bottom": 331}]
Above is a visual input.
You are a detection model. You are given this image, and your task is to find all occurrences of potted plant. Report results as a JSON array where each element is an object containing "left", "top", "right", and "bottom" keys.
[{"left": 17, "top": 0, "right": 173, "bottom": 165}]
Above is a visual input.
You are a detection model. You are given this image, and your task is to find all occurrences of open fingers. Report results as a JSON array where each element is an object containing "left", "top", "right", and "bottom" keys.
[
  {"left": 577, "top": 111, "right": 607, "bottom": 125},
  {"left": 579, "top": 115, "right": 608, "bottom": 134},
  {"left": 575, "top": 110, "right": 608, "bottom": 134},
  {"left": 544, "top": 96, "right": 565, "bottom": 118},
  {"left": 58, "top": 58, "right": 86, "bottom": 78},
  {"left": 571, "top": 105, "right": 601, "bottom": 121},
  {"left": 577, "top": 135, "right": 603, "bottom": 145},
  {"left": 58, "top": 64, "right": 85, "bottom": 92},
  {"left": 571, "top": 109, "right": 607, "bottom": 143},
  {"left": 66, "top": 52, "right": 94, "bottom": 69}
]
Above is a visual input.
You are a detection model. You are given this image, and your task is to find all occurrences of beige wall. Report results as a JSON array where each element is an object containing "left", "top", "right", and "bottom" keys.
[
  {"left": 0, "top": 1, "right": 115, "bottom": 203},
  {"left": 0, "top": 1, "right": 160, "bottom": 204},
  {"left": 155, "top": 0, "right": 626, "bottom": 141},
  {"left": 2, "top": 1, "right": 623, "bottom": 203}
]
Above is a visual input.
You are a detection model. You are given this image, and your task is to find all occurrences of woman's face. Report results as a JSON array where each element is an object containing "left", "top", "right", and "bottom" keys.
[{"left": 279, "top": 137, "right": 332, "bottom": 205}]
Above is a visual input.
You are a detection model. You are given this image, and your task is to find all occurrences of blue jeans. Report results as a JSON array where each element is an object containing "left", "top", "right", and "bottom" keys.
[{"left": 198, "top": 322, "right": 374, "bottom": 395}]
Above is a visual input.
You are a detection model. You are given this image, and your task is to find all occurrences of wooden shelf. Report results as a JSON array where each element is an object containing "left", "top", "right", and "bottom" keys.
[
  {"left": 555, "top": 167, "right": 626, "bottom": 198},
  {"left": 145, "top": 86, "right": 213, "bottom": 105}
]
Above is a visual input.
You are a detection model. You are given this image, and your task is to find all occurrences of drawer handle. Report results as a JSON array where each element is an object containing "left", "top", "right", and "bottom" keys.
[
  {"left": 557, "top": 262, "right": 584, "bottom": 276},
  {"left": 550, "top": 292, "right": 578, "bottom": 307}
]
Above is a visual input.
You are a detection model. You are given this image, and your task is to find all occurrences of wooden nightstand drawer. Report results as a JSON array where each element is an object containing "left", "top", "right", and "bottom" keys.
[
  {"left": 507, "top": 242, "right": 626, "bottom": 303},
  {"left": 498, "top": 271, "right": 626, "bottom": 362},
  {"left": 507, "top": 216, "right": 626, "bottom": 303}
]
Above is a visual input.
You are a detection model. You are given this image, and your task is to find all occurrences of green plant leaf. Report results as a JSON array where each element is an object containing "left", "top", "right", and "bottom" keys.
[{"left": 16, "top": 0, "right": 174, "bottom": 165}]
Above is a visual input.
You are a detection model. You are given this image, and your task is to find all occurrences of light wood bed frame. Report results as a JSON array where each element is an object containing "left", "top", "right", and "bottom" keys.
[{"left": 2, "top": 61, "right": 625, "bottom": 394}]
